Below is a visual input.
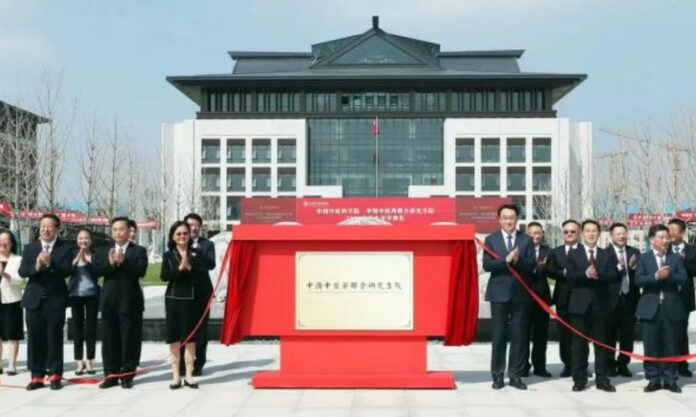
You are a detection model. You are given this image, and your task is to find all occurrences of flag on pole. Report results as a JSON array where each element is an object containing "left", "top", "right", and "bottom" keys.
[{"left": 372, "top": 116, "right": 379, "bottom": 137}]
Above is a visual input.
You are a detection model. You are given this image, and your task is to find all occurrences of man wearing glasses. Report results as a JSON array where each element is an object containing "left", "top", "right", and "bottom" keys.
[
  {"left": 482, "top": 204, "right": 536, "bottom": 390},
  {"left": 547, "top": 219, "right": 581, "bottom": 378}
]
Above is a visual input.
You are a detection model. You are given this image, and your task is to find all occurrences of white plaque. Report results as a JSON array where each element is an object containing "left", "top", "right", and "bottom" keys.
[{"left": 296, "top": 251, "right": 413, "bottom": 330}]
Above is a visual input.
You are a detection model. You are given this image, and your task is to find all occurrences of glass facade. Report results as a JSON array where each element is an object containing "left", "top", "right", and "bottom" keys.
[{"left": 308, "top": 118, "right": 443, "bottom": 196}]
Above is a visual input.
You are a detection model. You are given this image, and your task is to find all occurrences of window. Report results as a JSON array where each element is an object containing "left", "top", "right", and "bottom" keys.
[
  {"left": 456, "top": 167, "right": 475, "bottom": 191},
  {"left": 278, "top": 139, "right": 296, "bottom": 163},
  {"left": 226, "top": 197, "right": 241, "bottom": 221},
  {"left": 507, "top": 167, "right": 526, "bottom": 191},
  {"left": 533, "top": 167, "right": 552, "bottom": 191},
  {"left": 509, "top": 195, "right": 527, "bottom": 219},
  {"left": 226, "top": 168, "right": 245, "bottom": 192},
  {"left": 341, "top": 92, "right": 410, "bottom": 112},
  {"left": 278, "top": 168, "right": 296, "bottom": 192},
  {"left": 252, "top": 139, "right": 271, "bottom": 163},
  {"left": 481, "top": 167, "right": 500, "bottom": 191},
  {"left": 481, "top": 138, "right": 500, "bottom": 163},
  {"left": 533, "top": 138, "right": 551, "bottom": 163},
  {"left": 252, "top": 168, "right": 271, "bottom": 192},
  {"left": 201, "top": 168, "right": 220, "bottom": 192},
  {"left": 414, "top": 92, "right": 447, "bottom": 112},
  {"left": 456, "top": 138, "right": 475, "bottom": 163},
  {"left": 226, "top": 140, "right": 245, "bottom": 163},
  {"left": 452, "top": 91, "right": 496, "bottom": 112},
  {"left": 506, "top": 138, "right": 525, "bottom": 163},
  {"left": 306, "top": 92, "right": 336, "bottom": 112},
  {"left": 500, "top": 89, "right": 545, "bottom": 112},
  {"left": 201, "top": 139, "right": 220, "bottom": 163}
]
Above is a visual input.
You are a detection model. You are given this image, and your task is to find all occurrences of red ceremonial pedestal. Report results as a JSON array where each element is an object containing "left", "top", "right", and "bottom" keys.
[{"left": 231, "top": 224, "right": 475, "bottom": 389}]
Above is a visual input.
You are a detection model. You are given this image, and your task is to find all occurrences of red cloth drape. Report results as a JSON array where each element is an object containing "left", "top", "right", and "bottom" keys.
[
  {"left": 444, "top": 240, "right": 479, "bottom": 346},
  {"left": 220, "top": 241, "right": 255, "bottom": 345}
]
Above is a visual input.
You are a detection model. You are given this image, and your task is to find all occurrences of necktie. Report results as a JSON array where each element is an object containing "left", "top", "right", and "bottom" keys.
[
  {"left": 588, "top": 249, "right": 595, "bottom": 266},
  {"left": 619, "top": 248, "right": 629, "bottom": 294},
  {"left": 44, "top": 244, "right": 50, "bottom": 252},
  {"left": 506, "top": 235, "right": 513, "bottom": 252}
]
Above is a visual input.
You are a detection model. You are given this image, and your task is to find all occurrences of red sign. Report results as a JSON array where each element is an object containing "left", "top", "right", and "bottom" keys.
[
  {"left": 0, "top": 201, "right": 10, "bottom": 218},
  {"left": 676, "top": 210, "right": 696, "bottom": 222},
  {"left": 455, "top": 197, "right": 512, "bottom": 234},
  {"left": 241, "top": 198, "right": 297, "bottom": 224},
  {"left": 136, "top": 220, "right": 159, "bottom": 229},
  {"left": 87, "top": 216, "right": 109, "bottom": 225},
  {"left": 297, "top": 197, "right": 455, "bottom": 225}
]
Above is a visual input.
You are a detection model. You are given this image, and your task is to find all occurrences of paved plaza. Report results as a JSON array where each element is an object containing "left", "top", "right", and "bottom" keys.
[{"left": 2, "top": 341, "right": 696, "bottom": 417}]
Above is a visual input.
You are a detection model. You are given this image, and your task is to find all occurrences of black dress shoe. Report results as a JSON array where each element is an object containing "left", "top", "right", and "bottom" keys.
[
  {"left": 663, "top": 382, "right": 682, "bottom": 393},
  {"left": 169, "top": 380, "right": 182, "bottom": 390},
  {"left": 184, "top": 380, "right": 199, "bottom": 389},
  {"left": 26, "top": 381, "right": 45, "bottom": 391},
  {"left": 644, "top": 381, "right": 662, "bottom": 392},
  {"left": 509, "top": 378, "right": 527, "bottom": 390},
  {"left": 99, "top": 378, "right": 119, "bottom": 389},
  {"left": 50, "top": 380, "right": 62, "bottom": 390},
  {"left": 491, "top": 377, "right": 504, "bottom": 390},
  {"left": 617, "top": 366, "right": 633, "bottom": 377},
  {"left": 7, "top": 370, "right": 17, "bottom": 376},
  {"left": 533, "top": 369, "right": 552, "bottom": 378},
  {"left": 572, "top": 381, "right": 586, "bottom": 392},
  {"left": 596, "top": 380, "right": 616, "bottom": 392},
  {"left": 560, "top": 367, "right": 572, "bottom": 378},
  {"left": 121, "top": 379, "right": 134, "bottom": 389},
  {"left": 678, "top": 369, "right": 693, "bottom": 378}
]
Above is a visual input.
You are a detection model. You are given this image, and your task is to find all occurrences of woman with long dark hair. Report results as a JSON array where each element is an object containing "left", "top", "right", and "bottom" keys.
[
  {"left": 68, "top": 228, "right": 100, "bottom": 375},
  {"left": 0, "top": 230, "right": 23, "bottom": 375},
  {"left": 161, "top": 221, "right": 205, "bottom": 389}
]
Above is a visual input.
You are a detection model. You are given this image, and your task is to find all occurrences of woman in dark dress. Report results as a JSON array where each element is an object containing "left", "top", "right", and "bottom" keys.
[
  {"left": 161, "top": 221, "right": 204, "bottom": 389},
  {"left": 68, "top": 229, "right": 100, "bottom": 375}
]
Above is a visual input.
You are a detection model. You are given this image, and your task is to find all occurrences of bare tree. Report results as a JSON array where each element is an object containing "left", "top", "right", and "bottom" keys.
[
  {"left": 79, "top": 114, "right": 103, "bottom": 218},
  {"left": 100, "top": 118, "right": 124, "bottom": 219},
  {"left": 35, "top": 71, "right": 73, "bottom": 211}
]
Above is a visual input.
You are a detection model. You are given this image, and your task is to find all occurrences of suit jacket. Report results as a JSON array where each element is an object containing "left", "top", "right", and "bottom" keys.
[
  {"left": 161, "top": 247, "right": 209, "bottom": 299},
  {"left": 607, "top": 244, "right": 641, "bottom": 311},
  {"left": 530, "top": 244, "right": 552, "bottom": 305},
  {"left": 546, "top": 244, "right": 578, "bottom": 308},
  {"left": 483, "top": 230, "right": 535, "bottom": 303},
  {"left": 18, "top": 239, "right": 74, "bottom": 310},
  {"left": 93, "top": 242, "right": 148, "bottom": 317},
  {"left": 670, "top": 242, "right": 696, "bottom": 312},
  {"left": 565, "top": 246, "right": 621, "bottom": 315},
  {"left": 194, "top": 237, "right": 216, "bottom": 298},
  {"left": 635, "top": 249, "right": 688, "bottom": 321}
]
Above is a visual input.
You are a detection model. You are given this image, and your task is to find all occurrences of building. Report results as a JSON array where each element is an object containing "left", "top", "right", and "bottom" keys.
[
  {"left": 0, "top": 100, "right": 47, "bottom": 224},
  {"left": 163, "top": 17, "right": 592, "bottom": 233}
]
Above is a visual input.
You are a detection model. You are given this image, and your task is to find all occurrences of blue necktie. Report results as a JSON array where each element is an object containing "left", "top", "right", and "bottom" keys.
[{"left": 506, "top": 235, "right": 513, "bottom": 252}]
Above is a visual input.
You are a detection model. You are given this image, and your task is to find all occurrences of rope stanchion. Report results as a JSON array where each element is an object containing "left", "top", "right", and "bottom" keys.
[
  {"left": 475, "top": 237, "right": 696, "bottom": 363},
  {"left": 0, "top": 240, "right": 236, "bottom": 389}
]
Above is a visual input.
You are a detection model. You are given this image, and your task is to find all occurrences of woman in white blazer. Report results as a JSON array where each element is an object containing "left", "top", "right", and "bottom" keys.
[{"left": 0, "top": 230, "right": 24, "bottom": 375}]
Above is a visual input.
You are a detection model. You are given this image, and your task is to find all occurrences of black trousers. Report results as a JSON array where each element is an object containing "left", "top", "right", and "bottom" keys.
[
  {"left": 101, "top": 310, "right": 143, "bottom": 381},
  {"left": 570, "top": 308, "right": 611, "bottom": 384},
  {"left": 527, "top": 301, "right": 550, "bottom": 371},
  {"left": 26, "top": 301, "right": 65, "bottom": 378},
  {"left": 609, "top": 295, "right": 636, "bottom": 369},
  {"left": 70, "top": 296, "right": 99, "bottom": 360},
  {"left": 490, "top": 298, "right": 531, "bottom": 379},
  {"left": 555, "top": 303, "right": 573, "bottom": 370},
  {"left": 678, "top": 312, "right": 692, "bottom": 372},
  {"left": 642, "top": 307, "right": 680, "bottom": 384}
]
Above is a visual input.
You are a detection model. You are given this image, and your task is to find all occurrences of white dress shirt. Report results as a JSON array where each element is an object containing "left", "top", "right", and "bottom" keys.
[{"left": 0, "top": 254, "right": 23, "bottom": 304}]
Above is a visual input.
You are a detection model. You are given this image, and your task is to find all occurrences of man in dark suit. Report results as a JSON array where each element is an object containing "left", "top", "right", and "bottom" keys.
[
  {"left": 668, "top": 218, "right": 696, "bottom": 378},
  {"left": 522, "top": 221, "right": 552, "bottom": 377},
  {"left": 179, "top": 212, "right": 216, "bottom": 376},
  {"left": 19, "top": 213, "right": 74, "bottom": 390},
  {"left": 636, "top": 223, "right": 688, "bottom": 393},
  {"left": 547, "top": 219, "right": 581, "bottom": 378},
  {"left": 606, "top": 222, "right": 640, "bottom": 377},
  {"left": 483, "top": 204, "right": 536, "bottom": 390},
  {"left": 93, "top": 217, "right": 148, "bottom": 389},
  {"left": 565, "top": 219, "right": 620, "bottom": 392}
]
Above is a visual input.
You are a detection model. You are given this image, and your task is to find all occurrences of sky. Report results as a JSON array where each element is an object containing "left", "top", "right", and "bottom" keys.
[{"left": 1, "top": 0, "right": 695, "bottom": 202}]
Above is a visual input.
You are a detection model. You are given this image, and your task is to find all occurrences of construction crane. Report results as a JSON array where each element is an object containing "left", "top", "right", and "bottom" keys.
[{"left": 599, "top": 128, "right": 691, "bottom": 207}]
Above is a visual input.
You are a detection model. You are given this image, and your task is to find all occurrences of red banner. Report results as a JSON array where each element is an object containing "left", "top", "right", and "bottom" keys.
[
  {"left": 297, "top": 197, "right": 455, "bottom": 225},
  {"left": 455, "top": 197, "right": 512, "bottom": 233}
]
